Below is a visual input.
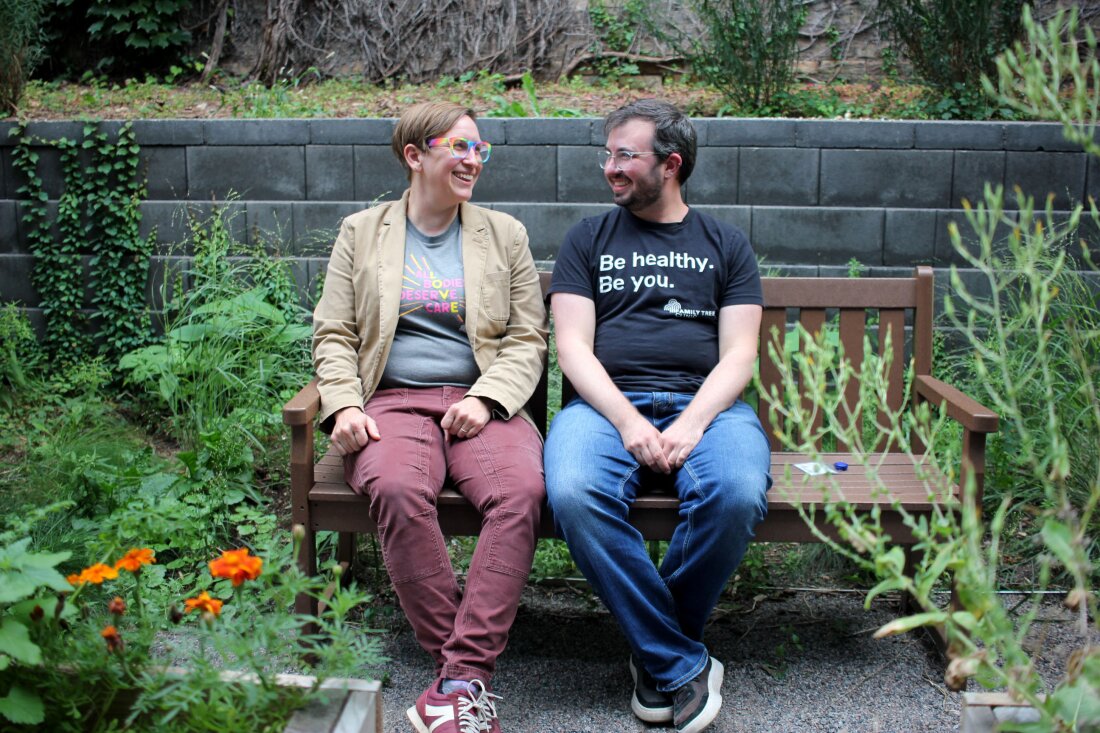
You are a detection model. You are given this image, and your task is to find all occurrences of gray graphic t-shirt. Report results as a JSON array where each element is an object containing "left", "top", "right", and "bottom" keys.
[{"left": 377, "top": 217, "right": 481, "bottom": 389}]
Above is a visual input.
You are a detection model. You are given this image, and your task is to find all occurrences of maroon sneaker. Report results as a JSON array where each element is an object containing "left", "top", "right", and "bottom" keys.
[{"left": 407, "top": 678, "right": 501, "bottom": 733}]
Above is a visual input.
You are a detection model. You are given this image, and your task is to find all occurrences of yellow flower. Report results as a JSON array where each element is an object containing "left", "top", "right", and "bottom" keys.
[
  {"left": 115, "top": 548, "right": 155, "bottom": 573},
  {"left": 183, "top": 591, "right": 223, "bottom": 617},
  {"left": 208, "top": 548, "right": 263, "bottom": 587},
  {"left": 78, "top": 563, "right": 119, "bottom": 584}
]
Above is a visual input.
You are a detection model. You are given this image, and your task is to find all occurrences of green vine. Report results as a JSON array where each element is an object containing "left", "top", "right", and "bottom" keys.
[{"left": 11, "top": 121, "right": 152, "bottom": 362}]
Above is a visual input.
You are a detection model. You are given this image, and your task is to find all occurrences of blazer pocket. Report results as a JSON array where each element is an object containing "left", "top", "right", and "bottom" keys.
[{"left": 482, "top": 270, "right": 511, "bottom": 322}]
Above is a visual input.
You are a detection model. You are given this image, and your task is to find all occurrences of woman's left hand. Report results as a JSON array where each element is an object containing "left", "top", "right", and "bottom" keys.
[{"left": 441, "top": 397, "right": 492, "bottom": 439}]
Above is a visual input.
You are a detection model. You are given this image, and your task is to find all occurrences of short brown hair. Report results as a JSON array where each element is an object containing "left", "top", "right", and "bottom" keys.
[{"left": 392, "top": 101, "right": 477, "bottom": 180}]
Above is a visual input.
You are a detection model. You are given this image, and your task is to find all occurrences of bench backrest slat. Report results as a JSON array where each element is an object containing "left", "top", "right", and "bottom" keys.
[{"left": 758, "top": 267, "right": 934, "bottom": 454}]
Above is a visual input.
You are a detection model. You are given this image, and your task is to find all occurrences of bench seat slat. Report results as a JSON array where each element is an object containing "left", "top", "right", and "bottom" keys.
[{"left": 307, "top": 447, "right": 953, "bottom": 543}]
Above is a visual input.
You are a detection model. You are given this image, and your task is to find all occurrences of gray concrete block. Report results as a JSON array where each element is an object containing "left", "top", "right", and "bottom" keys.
[
  {"left": 869, "top": 266, "right": 916, "bottom": 278},
  {"left": 688, "top": 118, "right": 709, "bottom": 147},
  {"left": 706, "top": 119, "right": 798, "bottom": 147},
  {"left": 310, "top": 119, "right": 395, "bottom": 144},
  {"left": 490, "top": 203, "right": 612, "bottom": 261},
  {"left": 246, "top": 202, "right": 294, "bottom": 252},
  {"left": 140, "top": 201, "right": 201, "bottom": 252},
  {"left": 131, "top": 120, "right": 205, "bottom": 146},
  {"left": 797, "top": 120, "right": 914, "bottom": 149},
  {"left": 187, "top": 145, "right": 305, "bottom": 201},
  {"left": 0, "top": 254, "right": 38, "bottom": 305},
  {"left": 14, "top": 145, "right": 65, "bottom": 199},
  {"left": 821, "top": 149, "right": 953, "bottom": 208},
  {"left": 1004, "top": 122, "right": 1085, "bottom": 152},
  {"left": 0, "top": 201, "right": 21, "bottom": 253},
  {"left": 353, "top": 146, "right": 409, "bottom": 202},
  {"left": 1, "top": 148, "right": 9, "bottom": 198},
  {"left": 473, "top": 119, "right": 506, "bottom": 145},
  {"left": 140, "top": 147, "right": 187, "bottom": 199},
  {"left": 1088, "top": 153, "right": 1100, "bottom": 205},
  {"left": 750, "top": 206, "right": 883, "bottom": 265},
  {"left": 693, "top": 206, "right": 753, "bottom": 238},
  {"left": 686, "top": 147, "right": 739, "bottom": 205},
  {"left": 558, "top": 147, "right": 611, "bottom": 203},
  {"left": 24, "top": 121, "right": 87, "bottom": 143},
  {"left": 505, "top": 118, "right": 593, "bottom": 145},
  {"left": 203, "top": 119, "right": 310, "bottom": 145},
  {"left": 953, "top": 151, "right": 1005, "bottom": 208},
  {"left": 306, "top": 145, "right": 355, "bottom": 201},
  {"left": 738, "top": 148, "right": 818, "bottom": 206},
  {"left": 303, "top": 256, "right": 330, "bottom": 306},
  {"left": 817, "top": 265, "right": 852, "bottom": 278},
  {"left": 884, "top": 209, "right": 938, "bottom": 266},
  {"left": 292, "top": 202, "right": 363, "bottom": 254},
  {"left": 471, "top": 146, "right": 557, "bottom": 203},
  {"left": 0, "top": 123, "right": 17, "bottom": 147},
  {"left": 1005, "top": 151, "right": 1087, "bottom": 209},
  {"left": 913, "top": 121, "right": 1004, "bottom": 150},
  {"left": 934, "top": 209, "right": 1019, "bottom": 266},
  {"left": 761, "top": 264, "right": 817, "bottom": 277}
]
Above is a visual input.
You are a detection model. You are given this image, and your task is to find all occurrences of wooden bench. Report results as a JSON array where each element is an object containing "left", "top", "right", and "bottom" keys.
[{"left": 284, "top": 267, "right": 998, "bottom": 623}]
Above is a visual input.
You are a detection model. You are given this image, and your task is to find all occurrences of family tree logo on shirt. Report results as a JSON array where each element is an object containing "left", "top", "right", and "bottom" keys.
[
  {"left": 401, "top": 253, "right": 465, "bottom": 321},
  {"left": 663, "top": 298, "right": 715, "bottom": 319}
]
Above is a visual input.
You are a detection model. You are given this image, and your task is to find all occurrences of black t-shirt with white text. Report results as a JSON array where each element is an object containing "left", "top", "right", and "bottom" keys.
[{"left": 550, "top": 207, "right": 762, "bottom": 393}]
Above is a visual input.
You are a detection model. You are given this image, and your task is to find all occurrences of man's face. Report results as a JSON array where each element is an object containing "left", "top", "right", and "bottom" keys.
[{"left": 603, "top": 119, "right": 665, "bottom": 213}]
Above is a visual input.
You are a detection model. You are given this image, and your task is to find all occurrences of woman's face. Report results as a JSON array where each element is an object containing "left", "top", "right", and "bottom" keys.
[{"left": 412, "top": 115, "right": 483, "bottom": 208}]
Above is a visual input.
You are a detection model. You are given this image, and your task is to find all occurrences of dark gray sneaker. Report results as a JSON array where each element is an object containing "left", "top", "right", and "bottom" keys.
[
  {"left": 673, "top": 656, "right": 724, "bottom": 733},
  {"left": 629, "top": 655, "right": 673, "bottom": 723}
]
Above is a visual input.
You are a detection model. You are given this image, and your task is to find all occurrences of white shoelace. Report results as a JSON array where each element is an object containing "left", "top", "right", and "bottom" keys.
[{"left": 463, "top": 679, "right": 502, "bottom": 732}]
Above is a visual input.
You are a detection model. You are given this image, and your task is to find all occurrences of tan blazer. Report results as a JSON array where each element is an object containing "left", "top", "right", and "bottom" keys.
[{"left": 312, "top": 190, "right": 548, "bottom": 432}]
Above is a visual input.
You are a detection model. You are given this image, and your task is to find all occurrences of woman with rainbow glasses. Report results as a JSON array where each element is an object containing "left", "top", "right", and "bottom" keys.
[{"left": 312, "top": 101, "right": 547, "bottom": 733}]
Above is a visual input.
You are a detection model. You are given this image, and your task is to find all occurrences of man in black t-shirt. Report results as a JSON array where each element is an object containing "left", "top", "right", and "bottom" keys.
[{"left": 545, "top": 100, "right": 772, "bottom": 733}]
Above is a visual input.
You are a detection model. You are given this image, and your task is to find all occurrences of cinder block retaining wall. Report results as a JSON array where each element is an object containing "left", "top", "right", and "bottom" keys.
[{"left": 2, "top": 118, "right": 1098, "bottom": 325}]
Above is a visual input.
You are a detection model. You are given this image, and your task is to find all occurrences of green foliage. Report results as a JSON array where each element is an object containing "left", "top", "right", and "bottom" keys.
[
  {"left": 987, "top": 5, "right": 1100, "bottom": 156},
  {"left": 877, "top": 0, "right": 1024, "bottom": 118},
  {"left": 586, "top": 0, "right": 650, "bottom": 80},
  {"left": 119, "top": 207, "right": 312, "bottom": 448},
  {"left": 676, "top": 0, "right": 807, "bottom": 112},
  {"left": 44, "top": 0, "right": 191, "bottom": 76},
  {"left": 11, "top": 122, "right": 153, "bottom": 364},
  {"left": 0, "top": 0, "right": 47, "bottom": 113},
  {"left": 0, "top": 305, "right": 39, "bottom": 412},
  {"left": 3, "top": 522, "right": 384, "bottom": 733},
  {"left": 226, "top": 68, "right": 328, "bottom": 119}
]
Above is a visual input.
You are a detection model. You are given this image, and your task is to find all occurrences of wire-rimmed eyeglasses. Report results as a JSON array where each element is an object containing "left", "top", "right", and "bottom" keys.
[{"left": 598, "top": 149, "right": 660, "bottom": 169}]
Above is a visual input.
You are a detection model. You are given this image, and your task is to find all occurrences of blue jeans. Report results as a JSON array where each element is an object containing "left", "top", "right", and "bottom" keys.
[{"left": 545, "top": 393, "right": 771, "bottom": 691}]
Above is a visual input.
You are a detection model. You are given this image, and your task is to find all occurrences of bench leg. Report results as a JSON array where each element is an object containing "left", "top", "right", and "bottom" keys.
[
  {"left": 337, "top": 531, "right": 356, "bottom": 583},
  {"left": 296, "top": 523, "right": 319, "bottom": 637}
]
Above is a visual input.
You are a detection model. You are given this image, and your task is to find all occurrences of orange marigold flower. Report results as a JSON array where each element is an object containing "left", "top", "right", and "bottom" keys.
[
  {"left": 67, "top": 573, "right": 82, "bottom": 586},
  {"left": 115, "top": 548, "right": 155, "bottom": 573},
  {"left": 208, "top": 548, "right": 263, "bottom": 587},
  {"left": 101, "top": 625, "right": 124, "bottom": 653},
  {"left": 108, "top": 597, "right": 126, "bottom": 616},
  {"left": 183, "top": 591, "right": 223, "bottom": 617},
  {"left": 79, "top": 563, "right": 119, "bottom": 584}
]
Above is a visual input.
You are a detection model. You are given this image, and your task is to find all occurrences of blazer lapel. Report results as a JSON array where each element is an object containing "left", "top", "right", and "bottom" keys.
[
  {"left": 376, "top": 192, "right": 409, "bottom": 344},
  {"left": 460, "top": 202, "right": 489, "bottom": 341}
]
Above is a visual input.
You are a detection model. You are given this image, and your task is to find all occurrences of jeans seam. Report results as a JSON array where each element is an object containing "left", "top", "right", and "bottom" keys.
[{"left": 662, "top": 651, "right": 709, "bottom": 692}]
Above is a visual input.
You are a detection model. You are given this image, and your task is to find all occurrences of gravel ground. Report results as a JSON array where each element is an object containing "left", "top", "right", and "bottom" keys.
[{"left": 373, "top": 585, "right": 1095, "bottom": 733}]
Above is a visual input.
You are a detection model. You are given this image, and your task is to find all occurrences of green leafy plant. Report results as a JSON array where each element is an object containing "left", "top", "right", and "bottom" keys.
[
  {"left": 43, "top": 0, "right": 191, "bottom": 75},
  {"left": 0, "top": 0, "right": 47, "bottom": 113},
  {"left": 586, "top": 0, "right": 650, "bottom": 80},
  {"left": 118, "top": 205, "right": 311, "bottom": 448},
  {"left": 0, "top": 305, "right": 39, "bottom": 413},
  {"left": 674, "top": 0, "right": 807, "bottom": 112},
  {"left": 3, "top": 520, "right": 384, "bottom": 732},
  {"left": 11, "top": 122, "right": 153, "bottom": 363},
  {"left": 877, "top": 0, "right": 1024, "bottom": 118}
]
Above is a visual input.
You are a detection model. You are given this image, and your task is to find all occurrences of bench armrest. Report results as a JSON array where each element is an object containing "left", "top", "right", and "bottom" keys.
[
  {"left": 914, "top": 375, "right": 999, "bottom": 434},
  {"left": 283, "top": 378, "right": 321, "bottom": 426}
]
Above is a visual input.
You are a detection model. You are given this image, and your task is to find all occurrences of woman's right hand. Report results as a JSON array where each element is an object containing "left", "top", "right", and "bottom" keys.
[{"left": 331, "top": 407, "right": 381, "bottom": 456}]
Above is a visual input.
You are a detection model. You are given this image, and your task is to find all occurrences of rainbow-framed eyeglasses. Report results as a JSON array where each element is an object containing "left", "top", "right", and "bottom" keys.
[{"left": 426, "top": 136, "right": 492, "bottom": 163}]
